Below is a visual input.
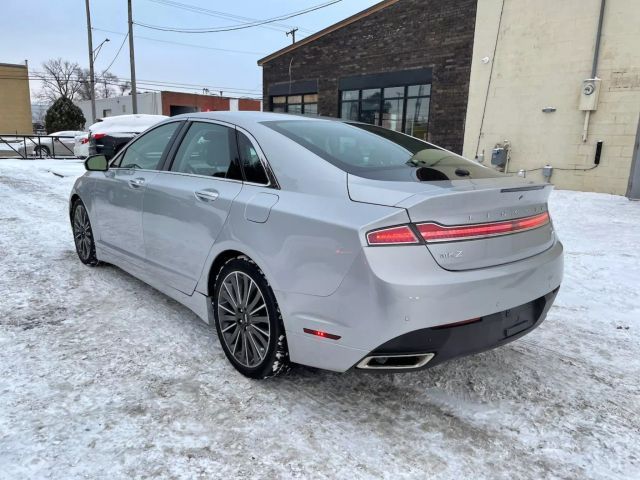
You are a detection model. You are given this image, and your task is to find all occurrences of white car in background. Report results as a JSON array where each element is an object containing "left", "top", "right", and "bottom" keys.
[
  {"left": 74, "top": 132, "right": 90, "bottom": 159},
  {"left": 19, "top": 131, "right": 84, "bottom": 157}
]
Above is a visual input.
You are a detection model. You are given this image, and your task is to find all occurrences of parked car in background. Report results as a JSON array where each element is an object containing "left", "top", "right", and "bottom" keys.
[
  {"left": 19, "top": 131, "right": 83, "bottom": 157},
  {"left": 88, "top": 114, "right": 168, "bottom": 159},
  {"left": 70, "top": 112, "right": 563, "bottom": 379},
  {"left": 74, "top": 132, "right": 89, "bottom": 159}
]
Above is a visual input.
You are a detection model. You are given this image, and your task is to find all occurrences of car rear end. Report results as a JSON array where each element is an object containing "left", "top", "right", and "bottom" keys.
[
  {"left": 350, "top": 177, "right": 562, "bottom": 371},
  {"left": 264, "top": 119, "right": 563, "bottom": 373}
]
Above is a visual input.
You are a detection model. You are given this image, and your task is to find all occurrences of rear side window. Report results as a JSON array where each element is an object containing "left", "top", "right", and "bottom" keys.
[
  {"left": 170, "top": 122, "right": 242, "bottom": 180},
  {"left": 236, "top": 131, "right": 269, "bottom": 185},
  {"left": 118, "top": 122, "right": 180, "bottom": 170},
  {"left": 263, "top": 120, "right": 505, "bottom": 181}
]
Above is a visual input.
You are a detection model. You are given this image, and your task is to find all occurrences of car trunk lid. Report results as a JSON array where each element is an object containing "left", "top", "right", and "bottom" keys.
[{"left": 349, "top": 175, "right": 555, "bottom": 270}]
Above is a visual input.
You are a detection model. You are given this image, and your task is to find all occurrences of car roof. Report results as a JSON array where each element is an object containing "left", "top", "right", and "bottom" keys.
[{"left": 174, "top": 111, "right": 338, "bottom": 129}]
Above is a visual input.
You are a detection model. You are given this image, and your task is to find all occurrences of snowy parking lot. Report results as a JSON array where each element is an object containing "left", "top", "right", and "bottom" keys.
[{"left": 0, "top": 159, "right": 638, "bottom": 479}]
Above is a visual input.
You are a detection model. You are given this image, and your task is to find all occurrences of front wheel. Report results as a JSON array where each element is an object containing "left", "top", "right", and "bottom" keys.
[
  {"left": 213, "top": 257, "right": 290, "bottom": 379},
  {"left": 71, "top": 200, "right": 99, "bottom": 266}
]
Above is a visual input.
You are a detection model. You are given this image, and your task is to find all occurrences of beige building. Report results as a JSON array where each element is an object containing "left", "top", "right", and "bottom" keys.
[
  {"left": 0, "top": 62, "right": 33, "bottom": 134},
  {"left": 463, "top": 0, "right": 640, "bottom": 198}
]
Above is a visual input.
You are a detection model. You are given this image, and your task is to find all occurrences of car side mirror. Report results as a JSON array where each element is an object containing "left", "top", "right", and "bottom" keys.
[{"left": 85, "top": 154, "right": 108, "bottom": 172}]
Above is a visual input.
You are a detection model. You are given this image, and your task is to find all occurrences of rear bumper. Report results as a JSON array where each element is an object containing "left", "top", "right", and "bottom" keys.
[
  {"left": 279, "top": 240, "right": 564, "bottom": 372},
  {"left": 361, "top": 287, "right": 558, "bottom": 371}
]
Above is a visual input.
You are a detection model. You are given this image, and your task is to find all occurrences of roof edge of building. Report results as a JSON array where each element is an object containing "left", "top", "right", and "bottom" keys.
[
  {"left": 0, "top": 62, "right": 28, "bottom": 69},
  {"left": 257, "top": 0, "right": 400, "bottom": 66}
]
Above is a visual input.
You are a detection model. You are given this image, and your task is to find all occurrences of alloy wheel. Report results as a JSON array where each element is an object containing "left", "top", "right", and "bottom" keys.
[
  {"left": 217, "top": 271, "right": 271, "bottom": 368},
  {"left": 73, "top": 205, "right": 93, "bottom": 261}
]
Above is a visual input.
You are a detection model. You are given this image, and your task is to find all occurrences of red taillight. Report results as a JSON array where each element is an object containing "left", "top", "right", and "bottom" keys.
[
  {"left": 366, "top": 225, "right": 419, "bottom": 246},
  {"left": 80, "top": 137, "right": 89, "bottom": 144},
  {"left": 303, "top": 328, "right": 341, "bottom": 340},
  {"left": 417, "top": 212, "right": 550, "bottom": 243},
  {"left": 92, "top": 133, "right": 106, "bottom": 140}
]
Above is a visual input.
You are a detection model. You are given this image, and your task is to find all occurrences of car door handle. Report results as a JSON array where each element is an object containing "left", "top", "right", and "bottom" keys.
[
  {"left": 128, "top": 178, "right": 145, "bottom": 188},
  {"left": 195, "top": 189, "right": 219, "bottom": 202}
]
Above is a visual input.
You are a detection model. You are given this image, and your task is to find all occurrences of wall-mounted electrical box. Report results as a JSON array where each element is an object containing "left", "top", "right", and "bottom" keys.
[
  {"left": 491, "top": 141, "right": 510, "bottom": 168},
  {"left": 579, "top": 78, "right": 601, "bottom": 111}
]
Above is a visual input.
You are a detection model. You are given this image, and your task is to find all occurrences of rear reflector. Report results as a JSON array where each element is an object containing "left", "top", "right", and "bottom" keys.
[
  {"left": 417, "top": 212, "right": 550, "bottom": 243},
  {"left": 303, "top": 328, "right": 341, "bottom": 340},
  {"left": 367, "top": 225, "right": 419, "bottom": 246}
]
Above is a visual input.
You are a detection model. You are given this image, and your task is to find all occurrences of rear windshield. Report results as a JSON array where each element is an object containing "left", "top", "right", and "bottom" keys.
[{"left": 262, "top": 120, "right": 504, "bottom": 181}]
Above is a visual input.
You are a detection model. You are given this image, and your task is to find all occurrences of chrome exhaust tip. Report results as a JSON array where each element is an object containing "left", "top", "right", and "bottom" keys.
[{"left": 356, "top": 353, "right": 435, "bottom": 370}]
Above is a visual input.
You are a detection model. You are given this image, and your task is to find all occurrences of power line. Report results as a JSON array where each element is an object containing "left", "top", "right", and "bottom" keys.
[
  {"left": 30, "top": 69, "right": 262, "bottom": 93},
  {"left": 92, "top": 27, "right": 267, "bottom": 55},
  {"left": 102, "top": 32, "right": 128, "bottom": 72},
  {"left": 134, "top": 0, "right": 342, "bottom": 33},
  {"left": 144, "top": 0, "right": 314, "bottom": 34},
  {"left": 4, "top": 73, "right": 263, "bottom": 97}
]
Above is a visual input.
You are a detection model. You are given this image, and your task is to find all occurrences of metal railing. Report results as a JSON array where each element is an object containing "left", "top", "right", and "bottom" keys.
[{"left": 0, "top": 134, "right": 79, "bottom": 159}]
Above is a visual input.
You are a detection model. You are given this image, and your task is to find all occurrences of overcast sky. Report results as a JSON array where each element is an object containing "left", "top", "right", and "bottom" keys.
[{"left": 0, "top": 0, "right": 379, "bottom": 101}]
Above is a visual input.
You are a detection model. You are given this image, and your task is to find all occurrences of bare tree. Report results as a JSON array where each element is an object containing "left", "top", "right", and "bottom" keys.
[
  {"left": 76, "top": 69, "right": 127, "bottom": 100},
  {"left": 75, "top": 68, "right": 93, "bottom": 101},
  {"left": 35, "top": 58, "right": 83, "bottom": 102},
  {"left": 119, "top": 80, "right": 131, "bottom": 96},
  {"left": 96, "top": 71, "right": 121, "bottom": 99}
]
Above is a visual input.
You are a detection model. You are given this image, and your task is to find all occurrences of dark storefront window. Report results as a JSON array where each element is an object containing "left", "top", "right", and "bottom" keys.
[
  {"left": 339, "top": 84, "right": 431, "bottom": 140},
  {"left": 271, "top": 94, "right": 318, "bottom": 116}
]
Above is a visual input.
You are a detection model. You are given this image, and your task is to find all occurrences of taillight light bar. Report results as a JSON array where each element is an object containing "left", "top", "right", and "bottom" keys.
[
  {"left": 366, "top": 212, "right": 550, "bottom": 246},
  {"left": 417, "top": 212, "right": 550, "bottom": 243},
  {"left": 92, "top": 133, "right": 106, "bottom": 140},
  {"left": 366, "top": 225, "right": 420, "bottom": 246}
]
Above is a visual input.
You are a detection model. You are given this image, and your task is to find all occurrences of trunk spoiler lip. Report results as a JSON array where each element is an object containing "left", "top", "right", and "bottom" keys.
[{"left": 500, "top": 185, "right": 547, "bottom": 193}]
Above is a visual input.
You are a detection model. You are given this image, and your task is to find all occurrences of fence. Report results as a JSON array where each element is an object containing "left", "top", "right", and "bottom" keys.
[{"left": 0, "top": 134, "right": 78, "bottom": 159}]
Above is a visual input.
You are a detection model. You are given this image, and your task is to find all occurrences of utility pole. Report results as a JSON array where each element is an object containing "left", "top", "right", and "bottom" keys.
[
  {"left": 286, "top": 28, "right": 298, "bottom": 44},
  {"left": 84, "top": 0, "right": 96, "bottom": 123},
  {"left": 128, "top": 0, "right": 138, "bottom": 113}
]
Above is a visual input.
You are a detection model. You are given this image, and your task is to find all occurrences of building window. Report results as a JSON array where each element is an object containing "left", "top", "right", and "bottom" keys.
[
  {"left": 340, "top": 84, "right": 431, "bottom": 140},
  {"left": 270, "top": 93, "right": 318, "bottom": 116}
]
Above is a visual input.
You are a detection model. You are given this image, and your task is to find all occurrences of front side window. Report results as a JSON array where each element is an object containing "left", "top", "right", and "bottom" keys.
[
  {"left": 170, "top": 122, "right": 242, "bottom": 180},
  {"left": 263, "top": 120, "right": 505, "bottom": 181},
  {"left": 119, "top": 122, "right": 180, "bottom": 170},
  {"left": 237, "top": 131, "right": 269, "bottom": 185}
]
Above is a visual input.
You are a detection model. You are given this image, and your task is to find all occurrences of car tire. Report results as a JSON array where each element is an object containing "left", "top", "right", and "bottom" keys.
[
  {"left": 71, "top": 199, "right": 100, "bottom": 266},
  {"left": 213, "top": 257, "right": 290, "bottom": 379},
  {"left": 34, "top": 146, "right": 50, "bottom": 158}
]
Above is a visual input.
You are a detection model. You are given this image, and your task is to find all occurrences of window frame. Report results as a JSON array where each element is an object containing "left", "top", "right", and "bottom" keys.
[
  {"left": 109, "top": 120, "right": 185, "bottom": 171},
  {"left": 338, "top": 83, "right": 432, "bottom": 139},
  {"left": 153, "top": 118, "right": 279, "bottom": 189},
  {"left": 270, "top": 93, "right": 318, "bottom": 116},
  {"left": 166, "top": 120, "right": 243, "bottom": 181}
]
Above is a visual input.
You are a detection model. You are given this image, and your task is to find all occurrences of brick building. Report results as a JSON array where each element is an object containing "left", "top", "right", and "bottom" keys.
[
  {"left": 258, "top": 0, "right": 477, "bottom": 154},
  {"left": 259, "top": 0, "right": 640, "bottom": 197}
]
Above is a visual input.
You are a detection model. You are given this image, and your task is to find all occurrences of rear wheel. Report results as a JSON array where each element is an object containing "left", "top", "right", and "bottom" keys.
[
  {"left": 71, "top": 200, "right": 99, "bottom": 266},
  {"left": 34, "top": 145, "right": 50, "bottom": 158},
  {"left": 213, "top": 257, "right": 290, "bottom": 379}
]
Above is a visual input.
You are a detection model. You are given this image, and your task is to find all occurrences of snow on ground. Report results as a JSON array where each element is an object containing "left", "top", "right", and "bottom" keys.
[{"left": 0, "top": 159, "right": 638, "bottom": 480}]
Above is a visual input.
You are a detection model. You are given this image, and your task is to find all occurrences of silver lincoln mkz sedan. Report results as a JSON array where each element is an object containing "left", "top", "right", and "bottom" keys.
[{"left": 70, "top": 112, "right": 563, "bottom": 378}]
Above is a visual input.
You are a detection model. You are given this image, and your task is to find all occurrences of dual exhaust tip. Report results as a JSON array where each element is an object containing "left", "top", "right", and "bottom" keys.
[{"left": 356, "top": 353, "right": 434, "bottom": 370}]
